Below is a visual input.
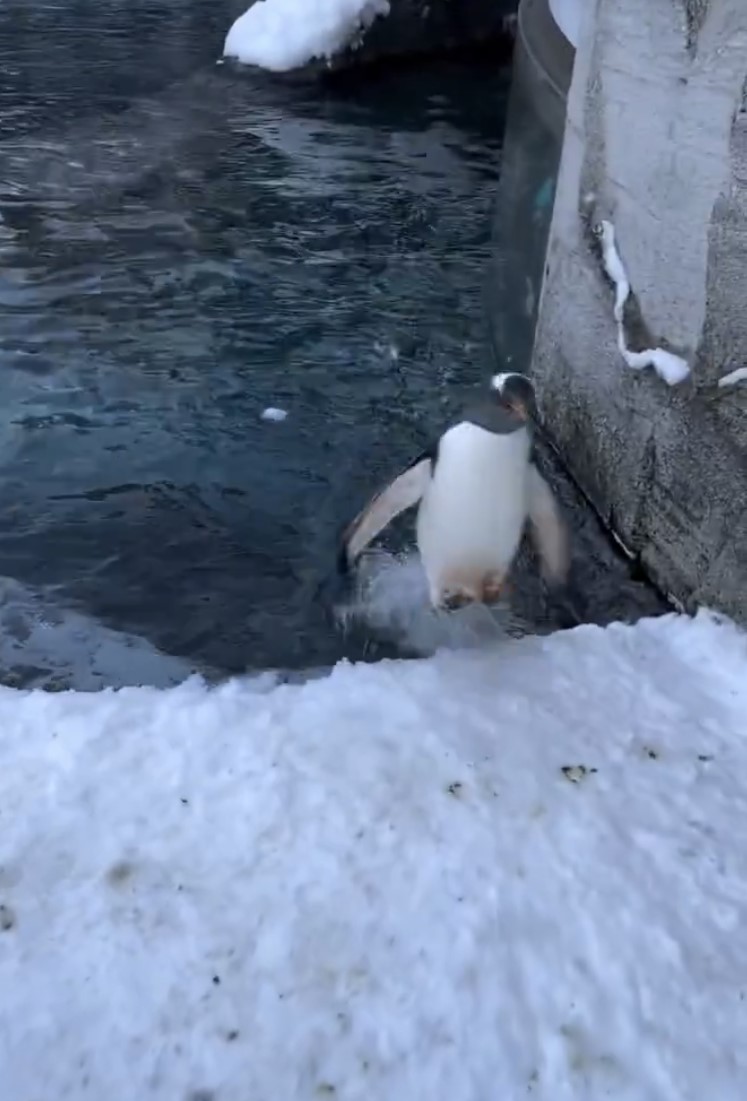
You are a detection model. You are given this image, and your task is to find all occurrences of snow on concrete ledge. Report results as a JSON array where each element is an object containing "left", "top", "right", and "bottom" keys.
[
  {"left": 599, "top": 220, "right": 690, "bottom": 385},
  {"left": 1, "top": 610, "right": 746, "bottom": 1098},
  {"left": 224, "top": 0, "right": 391, "bottom": 71},
  {"left": 718, "top": 366, "right": 747, "bottom": 388}
]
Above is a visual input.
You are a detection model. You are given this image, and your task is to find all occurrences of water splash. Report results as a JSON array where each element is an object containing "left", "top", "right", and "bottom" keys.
[{"left": 334, "top": 549, "right": 531, "bottom": 657}]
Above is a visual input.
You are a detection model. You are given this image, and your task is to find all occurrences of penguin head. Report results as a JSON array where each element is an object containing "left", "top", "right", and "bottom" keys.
[{"left": 490, "top": 372, "right": 538, "bottom": 423}]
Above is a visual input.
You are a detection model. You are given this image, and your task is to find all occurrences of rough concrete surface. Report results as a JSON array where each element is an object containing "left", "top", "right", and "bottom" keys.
[{"left": 531, "top": 0, "right": 747, "bottom": 619}]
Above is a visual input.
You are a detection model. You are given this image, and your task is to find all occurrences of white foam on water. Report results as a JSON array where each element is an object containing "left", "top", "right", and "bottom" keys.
[{"left": 0, "top": 577, "right": 195, "bottom": 691}]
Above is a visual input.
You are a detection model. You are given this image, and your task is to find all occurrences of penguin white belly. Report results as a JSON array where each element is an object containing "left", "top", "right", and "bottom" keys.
[{"left": 416, "top": 421, "right": 531, "bottom": 602}]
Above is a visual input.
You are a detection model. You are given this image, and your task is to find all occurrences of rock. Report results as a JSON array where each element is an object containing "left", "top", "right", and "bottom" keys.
[
  {"left": 224, "top": 0, "right": 518, "bottom": 77},
  {"left": 325, "top": 0, "right": 517, "bottom": 71}
]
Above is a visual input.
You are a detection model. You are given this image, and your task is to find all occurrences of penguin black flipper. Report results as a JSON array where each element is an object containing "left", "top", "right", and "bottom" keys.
[
  {"left": 526, "top": 464, "right": 570, "bottom": 588},
  {"left": 338, "top": 446, "right": 436, "bottom": 575}
]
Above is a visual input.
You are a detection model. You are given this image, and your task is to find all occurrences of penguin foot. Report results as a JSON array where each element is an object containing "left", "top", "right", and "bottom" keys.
[
  {"left": 482, "top": 575, "right": 508, "bottom": 605},
  {"left": 438, "top": 583, "right": 494, "bottom": 611},
  {"left": 435, "top": 575, "right": 509, "bottom": 611},
  {"left": 440, "top": 591, "right": 474, "bottom": 612}
]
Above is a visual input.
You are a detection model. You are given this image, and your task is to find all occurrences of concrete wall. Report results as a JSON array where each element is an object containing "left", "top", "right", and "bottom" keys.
[
  {"left": 548, "top": 0, "right": 582, "bottom": 45},
  {"left": 531, "top": 0, "right": 747, "bottom": 618}
]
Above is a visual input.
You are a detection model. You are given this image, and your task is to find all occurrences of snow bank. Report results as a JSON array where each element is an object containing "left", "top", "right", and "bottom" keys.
[
  {"left": 224, "top": 0, "right": 390, "bottom": 72},
  {"left": 1, "top": 609, "right": 747, "bottom": 1099}
]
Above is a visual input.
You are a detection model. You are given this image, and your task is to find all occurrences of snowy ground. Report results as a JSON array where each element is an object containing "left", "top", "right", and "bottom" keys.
[{"left": 1, "top": 608, "right": 746, "bottom": 1099}]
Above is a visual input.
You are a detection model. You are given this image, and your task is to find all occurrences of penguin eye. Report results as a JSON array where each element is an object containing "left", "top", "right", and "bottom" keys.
[{"left": 504, "top": 378, "right": 536, "bottom": 420}]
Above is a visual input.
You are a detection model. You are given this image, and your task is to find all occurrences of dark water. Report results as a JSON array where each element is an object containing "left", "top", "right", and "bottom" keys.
[{"left": 0, "top": 1, "right": 664, "bottom": 688}]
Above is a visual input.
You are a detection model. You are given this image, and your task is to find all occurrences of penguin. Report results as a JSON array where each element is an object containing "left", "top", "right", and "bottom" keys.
[{"left": 337, "top": 372, "right": 570, "bottom": 610}]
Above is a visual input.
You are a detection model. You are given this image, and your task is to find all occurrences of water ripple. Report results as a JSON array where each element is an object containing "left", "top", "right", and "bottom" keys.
[
  {"left": 0, "top": 19, "right": 514, "bottom": 679},
  {"left": 0, "top": 3, "right": 664, "bottom": 687}
]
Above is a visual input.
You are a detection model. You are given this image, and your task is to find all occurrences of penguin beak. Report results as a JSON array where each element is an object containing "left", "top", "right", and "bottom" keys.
[
  {"left": 512, "top": 393, "right": 539, "bottom": 425},
  {"left": 521, "top": 394, "right": 548, "bottom": 441}
]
